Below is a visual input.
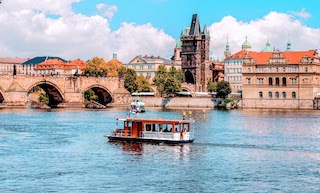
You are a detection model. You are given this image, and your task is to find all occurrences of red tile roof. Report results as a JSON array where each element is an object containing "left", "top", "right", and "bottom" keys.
[{"left": 226, "top": 50, "right": 317, "bottom": 65}]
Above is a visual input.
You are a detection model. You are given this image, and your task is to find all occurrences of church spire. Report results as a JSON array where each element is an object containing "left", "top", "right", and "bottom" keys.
[
  {"left": 224, "top": 35, "right": 231, "bottom": 58},
  {"left": 286, "top": 33, "right": 291, "bottom": 52}
]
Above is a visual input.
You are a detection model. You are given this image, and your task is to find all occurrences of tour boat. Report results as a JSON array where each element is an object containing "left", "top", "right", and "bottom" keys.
[
  {"left": 106, "top": 117, "right": 195, "bottom": 144},
  {"left": 130, "top": 98, "right": 145, "bottom": 113}
]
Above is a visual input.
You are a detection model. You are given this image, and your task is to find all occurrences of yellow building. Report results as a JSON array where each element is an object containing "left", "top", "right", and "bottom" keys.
[
  {"left": 125, "top": 55, "right": 181, "bottom": 80},
  {"left": 242, "top": 50, "right": 320, "bottom": 109}
]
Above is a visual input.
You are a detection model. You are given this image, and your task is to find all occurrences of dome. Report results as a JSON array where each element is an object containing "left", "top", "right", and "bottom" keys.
[
  {"left": 262, "top": 41, "right": 272, "bottom": 52},
  {"left": 242, "top": 36, "right": 251, "bottom": 49}
]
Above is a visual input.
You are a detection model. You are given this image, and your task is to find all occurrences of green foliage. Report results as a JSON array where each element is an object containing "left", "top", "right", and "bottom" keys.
[
  {"left": 135, "top": 75, "right": 153, "bottom": 92},
  {"left": 84, "top": 89, "right": 99, "bottom": 102},
  {"left": 38, "top": 93, "right": 49, "bottom": 104},
  {"left": 216, "top": 80, "right": 232, "bottom": 99},
  {"left": 153, "top": 65, "right": 182, "bottom": 96},
  {"left": 83, "top": 57, "right": 108, "bottom": 77},
  {"left": 152, "top": 65, "right": 167, "bottom": 95},
  {"left": 124, "top": 68, "right": 137, "bottom": 93},
  {"left": 164, "top": 76, "right": 181, "bottom": 96},
  {"left": 207, "top": 80, "right": 217, "bottom": 93}
]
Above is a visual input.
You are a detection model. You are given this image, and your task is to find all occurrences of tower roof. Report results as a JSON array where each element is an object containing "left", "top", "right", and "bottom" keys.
[
  {"left": 176, "top": 38, "right": 182, "bottom": 49},
  {"left": 262, "top": 38, "right": 272, "bottom": 52},
  {"left": 242, "top": 36, "right": 251, "bottom": 49},
  {"left": 189, "top": 14, "right": 201, "bottom": 36}
]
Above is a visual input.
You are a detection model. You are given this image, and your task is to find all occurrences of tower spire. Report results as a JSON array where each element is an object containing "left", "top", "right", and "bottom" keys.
[
  {"left": 286, "top": 33, "right": 291, "bottom": 52},
  {"left": 224, "top": 35, "right": 231, "bottom": 59}
]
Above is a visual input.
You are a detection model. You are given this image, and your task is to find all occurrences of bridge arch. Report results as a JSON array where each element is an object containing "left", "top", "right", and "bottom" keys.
[
  {"left": 84, "top": 85, "right": 114, "bottom": 106},
  {"left": 27, "top": 81, "right": 65, "bottom": 108},
  {"left": 0, "top": 89, "right": 5, "bottom": 103}
]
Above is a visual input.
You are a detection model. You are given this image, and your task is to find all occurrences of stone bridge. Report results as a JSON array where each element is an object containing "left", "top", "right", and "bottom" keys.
[{"left": 0, "top": 75, "right": 130, "bottom": 108}]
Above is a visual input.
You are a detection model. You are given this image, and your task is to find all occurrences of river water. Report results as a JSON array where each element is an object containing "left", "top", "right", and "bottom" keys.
[{"left": 0, "top": 108, "right": 319, "bottom": 193}]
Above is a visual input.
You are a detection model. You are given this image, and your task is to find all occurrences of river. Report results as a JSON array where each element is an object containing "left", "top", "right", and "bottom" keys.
[{"left": 0, "top": 108, "right": 319, "bottom": 192}]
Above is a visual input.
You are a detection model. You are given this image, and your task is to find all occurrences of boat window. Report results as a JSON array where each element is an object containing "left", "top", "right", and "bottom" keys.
[
  {"left": 174, "top": 124, "right": 179, "bottom": 132},
  {"left": 176, "top": 124, "right": 181, "bottom": 132},
  {"left": 183, "top": 124, "right": 189, "bottom": 132},
  {"left": 145, "top": 124, "right": 152, "bottom": 131},
  {"left": 127, "top": 121, "right": 132, "bottom": 129},
  {"left": 165, "top": 124, "right": 172, "bottom": 132}
]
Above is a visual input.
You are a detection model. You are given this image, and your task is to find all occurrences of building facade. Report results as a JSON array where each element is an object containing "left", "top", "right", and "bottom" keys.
[
  {"left": 125, "top": 55, "right": 181, "bottom": 80},
  {"left": 242, "top": 50, "right": 320, "bottom": 109},
  {"left": 224, "top": 37, "right": 253, "bottom": 92},
  {"left": 180, "top": 14, "right": 211, "bottom": 92},
  {"left": 0, "top": 58, "right": 29, "bottom": 75},
  {"left": 34, "top": 59, "right": 86, "bottom": 76},
  {"left": 22, "top": 56, "right": 67, "bottom": 75}
]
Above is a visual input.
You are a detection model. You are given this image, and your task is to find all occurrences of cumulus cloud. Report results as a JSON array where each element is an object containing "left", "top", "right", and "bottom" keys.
[
  {"left": 0, "top": 1, "right": 175, "bottom": 62},
  {"left": 0, "top": 1, "right": 319, "bottom": 63},
  {"left": 289, "top": 8, "right": 311, "bottom": 19},
  {"left": 96, "top": 3, "right": 118, "bottom": 20},
  {"left": 208, "top": 11, "right": 320, "bottom": 60}
]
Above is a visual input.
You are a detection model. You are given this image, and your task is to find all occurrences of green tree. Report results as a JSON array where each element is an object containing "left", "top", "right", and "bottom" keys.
[
  {"left": 83, "top": 57, "right": 108, "bottom": 77},
  {"left": 135, "top": 75, "right": 153, "bottom": 92},
  {"left": 207, "top": 80, "right": 217, "bottom": 93},
  {"left": 216, "top": 80, "right": 232, "bottom": 99},
  {"left": 124, "top": 68, "right": 137, "bottom": 93},
  {"left": 164, "top": 76, "right": 181, "bottom": 96},
  {"left": 164, "top": 66, "right": 182, "bottom": 95},
  {"left": 153, "top": 65, "right": 167, "bottom": 96},
  {"left": 84, "top": 89, "right": 99, "bottom": 102},
  {"left": 38, "top": 93, "right": 49, "bottom": 104}
]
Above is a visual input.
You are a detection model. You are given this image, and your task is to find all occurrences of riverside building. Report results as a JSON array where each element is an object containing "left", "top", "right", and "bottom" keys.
[
  {"left": 125, "top": 55, "right": 180, "bottom": 80},
  {"left": 242, "top": 49, "right": 320, "bottom": 109}
]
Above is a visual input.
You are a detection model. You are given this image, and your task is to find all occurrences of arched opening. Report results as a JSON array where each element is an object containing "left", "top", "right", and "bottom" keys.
[
  {"left": 84, "top": 86, "right": 113, "bottom": 107},
  {"left": 27, "top": 83, "right": 64, "bottom": 108},
  {"left": 275, "top": 77, "right": 280, "bottom": 86},
  {"left": 282, "top": 77, "right": 286, "bottom": 86},
  {"left": 0, "top": 91, "right": 4, "bottom": 103},
  {"left": 268, "top": 77, "right": 273, "bottom": 85},
  {"left": 185, "top": 71, "right": 195, "bottom": 84}
]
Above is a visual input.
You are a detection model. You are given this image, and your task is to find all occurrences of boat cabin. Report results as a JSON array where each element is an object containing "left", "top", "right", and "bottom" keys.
[{"left": 109, "top": 118, "right": 194, "bottom": 144}]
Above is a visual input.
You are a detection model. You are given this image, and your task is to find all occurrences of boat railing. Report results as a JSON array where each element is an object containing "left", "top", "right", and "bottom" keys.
[{"left": 112, "top": 129, "right": 132, "bottom": 137}]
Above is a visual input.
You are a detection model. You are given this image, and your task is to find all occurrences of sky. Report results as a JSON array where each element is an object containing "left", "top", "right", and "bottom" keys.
[{"left": 0, "top": 0, "right": 320, "bottom": 62}]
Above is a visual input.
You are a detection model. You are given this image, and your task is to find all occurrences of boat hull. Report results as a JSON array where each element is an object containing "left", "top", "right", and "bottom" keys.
[{"left": 107, "top": 135, "right": 194, "bottom": 144}]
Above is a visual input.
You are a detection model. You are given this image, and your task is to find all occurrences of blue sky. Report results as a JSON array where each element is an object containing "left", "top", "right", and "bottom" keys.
[
  {"left": 0, "top": 0, "right": 319, "bottom": 62},
  {"left": 73, "top": 0, "right": 320, "bottom": 39}
]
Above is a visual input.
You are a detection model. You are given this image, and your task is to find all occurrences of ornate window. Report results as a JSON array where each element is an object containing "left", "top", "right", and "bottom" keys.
[
  {"left": 292, "top": 92, "right": 296, "bottom": 99},
  {"left": 292, "top": 79, "right": 296, "bottom": 85},
  {"left": 269, "top": 77, "right": 273, "bottom": 85},
  {"left": 275, "top": 92, "right": 279, "bottom": 99},
  {"left": 259, "top": 92, "right": 263, "bottom": 99},
  {"left": 282, "top": 92, "right": 286, "bottom": 99},
  {"left": 275, "top": 77, "right": 280, "bottom": 86},
  {"left": 282, "top": 77, "right": 287, "bottom": 86}
]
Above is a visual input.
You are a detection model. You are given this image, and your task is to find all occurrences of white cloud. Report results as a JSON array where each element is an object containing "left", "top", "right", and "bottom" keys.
[
  {"left": 289, "top": 8, "right": 311, "bottom": 19},
  {"left": 0, "top": 1, "right": 319, "bottom": 63},
  {"left": 96, "top": 3, "right": 118, "bottom": 19},
  {"left": 0, "top": 1, "right": 175, "bottom": 62},
  {"left": 208, "top": 11, "right": 320, "bottom": 60}
]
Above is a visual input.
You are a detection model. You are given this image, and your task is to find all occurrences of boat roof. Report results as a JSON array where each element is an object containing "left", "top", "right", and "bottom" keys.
[{"left": 117, "top": 117, "right": 193, "bottom": 124}]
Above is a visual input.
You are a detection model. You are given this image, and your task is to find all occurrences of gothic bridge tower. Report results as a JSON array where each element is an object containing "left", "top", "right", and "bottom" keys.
[{"left": 180, "top": 14, "right": 211, "bottom": 92}]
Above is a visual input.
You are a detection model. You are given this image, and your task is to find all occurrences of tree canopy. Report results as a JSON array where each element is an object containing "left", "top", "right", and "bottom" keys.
[
  {"left": 124, "top": 68, "right": 137, "bottom": 93},
  {"left": 153, "top": 65, "right": 182, "bottom": 96},
  {"left": 216, "top": 80, "right": 232, "bottom": 99},
  {"left": 83, "top": 57, "right": 124, "bottom": 77},
  {"left": 135, "top": 75, "right": 153, "bottom": 92}
]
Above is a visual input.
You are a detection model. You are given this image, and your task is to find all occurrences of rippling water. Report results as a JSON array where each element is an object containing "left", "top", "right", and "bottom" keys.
[{"left": 0, "top": 108, "right": 319, "bottom": 192}]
